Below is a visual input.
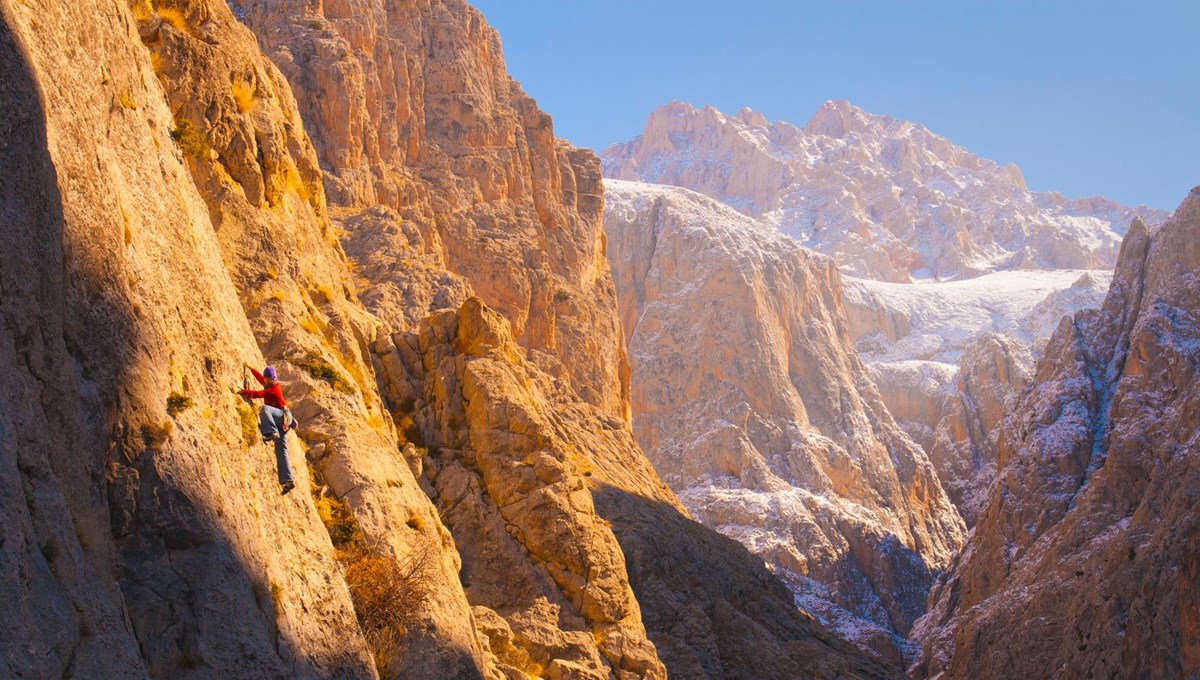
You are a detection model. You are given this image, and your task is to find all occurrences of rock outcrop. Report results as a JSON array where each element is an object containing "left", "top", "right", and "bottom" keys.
[
  {"left": 914, "top": 191, "right": 1200, "bottom": 679},
  {"left": 604, "top": 180, "right": 966, "bottom": 660},
  {"left": 602, "top": 101, "right": 1165, "bottom": 282},
  {"left": 925, "top": 333, "right": 1032, "bottom": 525},
  {"left": 372, "top": 297, "right": 900, "bottom": 679}
]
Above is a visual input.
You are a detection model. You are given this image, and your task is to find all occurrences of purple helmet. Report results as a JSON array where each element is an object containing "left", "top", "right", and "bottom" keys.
[{"left": 263, "top": 365, "right": 278, "bottom": 380}]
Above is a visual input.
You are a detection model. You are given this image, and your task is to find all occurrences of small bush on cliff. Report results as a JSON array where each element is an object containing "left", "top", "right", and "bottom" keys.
[
  {"left": 167, "top": 391, "right": 192, "bottom": 417},
  {"left": 294, "top": 352, "right": 354, "bottom": 395},
  {"left": 156, "top": 7, "right": 189, "bottom": 33},
  {"left": 141, "top": 420, "right": 173, "bottom": 448},
  {"left": 170, "top": 119, "right": 209, "bottom": 160},
  {"left": 231, "top": 81, "right": 256, "bottom": 114}
]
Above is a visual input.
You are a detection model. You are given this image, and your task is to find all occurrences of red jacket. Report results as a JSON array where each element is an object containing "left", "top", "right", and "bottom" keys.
[{"left": 240, "top": 367, "right": 287, "bottom": 408}]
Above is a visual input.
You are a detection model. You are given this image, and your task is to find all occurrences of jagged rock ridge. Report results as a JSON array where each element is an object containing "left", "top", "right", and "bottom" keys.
[
  {"left": 913, "top": 190, "right": 1200, "bottom": 679},
  {"left": 604, "top": 179, "right": 966, "bottom": 663},
  {"left": 602, "top": 100, "right": 1167, "bottom": 282}
]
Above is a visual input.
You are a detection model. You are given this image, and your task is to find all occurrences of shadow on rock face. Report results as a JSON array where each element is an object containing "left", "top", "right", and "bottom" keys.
[{"left": 590, "top": 483, "right": 904, "bottom": 680}]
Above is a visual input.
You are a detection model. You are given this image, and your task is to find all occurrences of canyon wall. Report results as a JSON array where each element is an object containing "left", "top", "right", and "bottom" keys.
[
  {"left": 0, "top": 1, "right": 899, "bottom": 678},
  {"left": 0, "top": 0, "right": 378, "bottom": 675},
  {"left": 914, "top": 190, "right": 1200, "bottom": 679},
  {"left": 604, "top": 180, "right": 965, "bottom": 662},
  {"left": 242, "top": 0, "right": 629, "bottom": 421}
]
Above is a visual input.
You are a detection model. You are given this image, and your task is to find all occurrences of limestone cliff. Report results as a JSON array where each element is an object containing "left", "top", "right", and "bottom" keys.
[
  {"left": 372, "top": 297, "right": 898, "bottom": 679},
  {"left": 242, "top": 0, "right": 630, "bottom": 421},
  {"left": 0, "top": 0, "right": 377, "bottom": 676},
  {"left": 0, "top": 0, "right": 901, "bottom": 678},
  {"left": 604, "top": 180, "right": 966, "bottom": 661},
  {"left": 914, "top": 190, "right": 1200, "bottom": 679}
]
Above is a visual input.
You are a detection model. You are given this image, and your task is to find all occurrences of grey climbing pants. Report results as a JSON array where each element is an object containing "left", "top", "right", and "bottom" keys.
[{"left": 259, "top": 405, "right": 294, "bottom": 485}]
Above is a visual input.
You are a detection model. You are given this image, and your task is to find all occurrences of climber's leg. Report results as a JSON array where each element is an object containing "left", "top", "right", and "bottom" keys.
[{"left": 258, "top": 406, "right": 279, "bottom": 442}]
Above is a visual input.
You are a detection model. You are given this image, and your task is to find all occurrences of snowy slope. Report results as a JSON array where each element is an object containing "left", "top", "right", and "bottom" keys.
[{"left": 843, "top": 269, "right": 1113, "bottom": 365}]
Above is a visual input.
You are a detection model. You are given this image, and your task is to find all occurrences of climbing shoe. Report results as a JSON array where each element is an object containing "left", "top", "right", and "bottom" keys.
[{"left": 281, "top": 481, "right": 295, "bottom": 496}]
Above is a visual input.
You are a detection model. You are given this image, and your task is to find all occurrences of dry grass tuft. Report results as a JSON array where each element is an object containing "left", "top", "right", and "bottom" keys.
[
  {"left": 236, "top": 403, "right": 259, "bottom": 447},
  {"left": 294, "top": 351, "right": 355, "bottom": 395},
  {"left": 231, "top": 80, "right": 256, "bottom": 114},
  {"left": 141, "top": 420, "right": 174, "bottom": 448},
  {"left": 156, "top": 7, "right": 188, "bottom": 33},
  {"left": 284, "top": 167, "right": 312, "bottom": 200}
]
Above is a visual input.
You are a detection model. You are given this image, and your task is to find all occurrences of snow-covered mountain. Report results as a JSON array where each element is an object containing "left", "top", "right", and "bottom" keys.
[
  {"left": 602, "top": 100, "right": 1167, "bottom": 283},
  {"left": 841, "top": 271, "right": 1112, "bottom": 523},
  {"left": 603, "top": 101, "right": 1163, "bottom": 524}
]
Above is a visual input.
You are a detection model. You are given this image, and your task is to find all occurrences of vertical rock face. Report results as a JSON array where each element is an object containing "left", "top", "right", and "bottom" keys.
[
  {"left": 602, "top": 101, "right": 1166, "bottom": 282},
  {"left": 914, "top": 192, "right": 1200, "bottom": 679},
  {"left": 0, "top": 0, "right": 375, "bottom": 676},
  {"left": 925, "top": 333, "right": 1032, "bottom": 525},
  {"left": 604, "top": 180, "right": 965, "bottom": 658},
  {"left": 127, "top": 1, "right": 497, "bottom": 675},
  {"left": 242, "top": 0, "right": 630, "bottom": 421}
]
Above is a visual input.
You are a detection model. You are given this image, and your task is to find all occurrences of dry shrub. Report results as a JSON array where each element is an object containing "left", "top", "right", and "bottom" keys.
[
  {"left": 307, "top": 462, "right": 433, "bottom": 675},
  {"left": 170, "top": 119, "right": 209, "bottom": 160},
  {"left": 343, "top": 543, "right": 433, "bottom": 674},
  {"left": 166, "top": 391, "right": 192, "bottom": 417},
  {"left": 284, "top": 167, "right": 312, "bottom": 200},
  {"left": 141, "top": 420, "right": 173, "bottom": 447}
]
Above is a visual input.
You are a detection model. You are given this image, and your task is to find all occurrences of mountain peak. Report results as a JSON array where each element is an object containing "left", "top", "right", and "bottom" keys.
[
  {"left": 804, "top": 99, "right": 874, "bottom": 137},
  {"left": 735, "top": 106, "right": 769, "bottom": 127}
]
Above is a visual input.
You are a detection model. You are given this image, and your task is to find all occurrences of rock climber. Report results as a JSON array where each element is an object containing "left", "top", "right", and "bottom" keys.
[{"left": 232, "top": 362, "right": 297, "bottom": 495}]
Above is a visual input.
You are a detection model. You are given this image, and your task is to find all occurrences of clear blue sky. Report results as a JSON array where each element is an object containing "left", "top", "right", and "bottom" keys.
[{"left": 471, "top": 0, "right": 1197, "bottom": 210}]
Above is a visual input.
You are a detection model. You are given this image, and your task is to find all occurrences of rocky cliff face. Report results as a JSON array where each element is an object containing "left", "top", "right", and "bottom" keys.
[
  {"left": 914, "top": 190, "right": 1200, "bottom": 679},
  {"left": 845, "top": 273, "right": 1109, "bottom": 525},
  {"left": 0, "top": 0, "right": 378, "bottom": 676},
  {"left": 604, "top": 180, "right": 966, "bottom": 661},
  {"left": 0, "top": 1, "right": 899, "bottom": 678},
  {"left": 242, "top": 0, "right": 629, "bottom": 421},
  {"left": 602, "top": 101, "right": 1165, "bottom": 282}
]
